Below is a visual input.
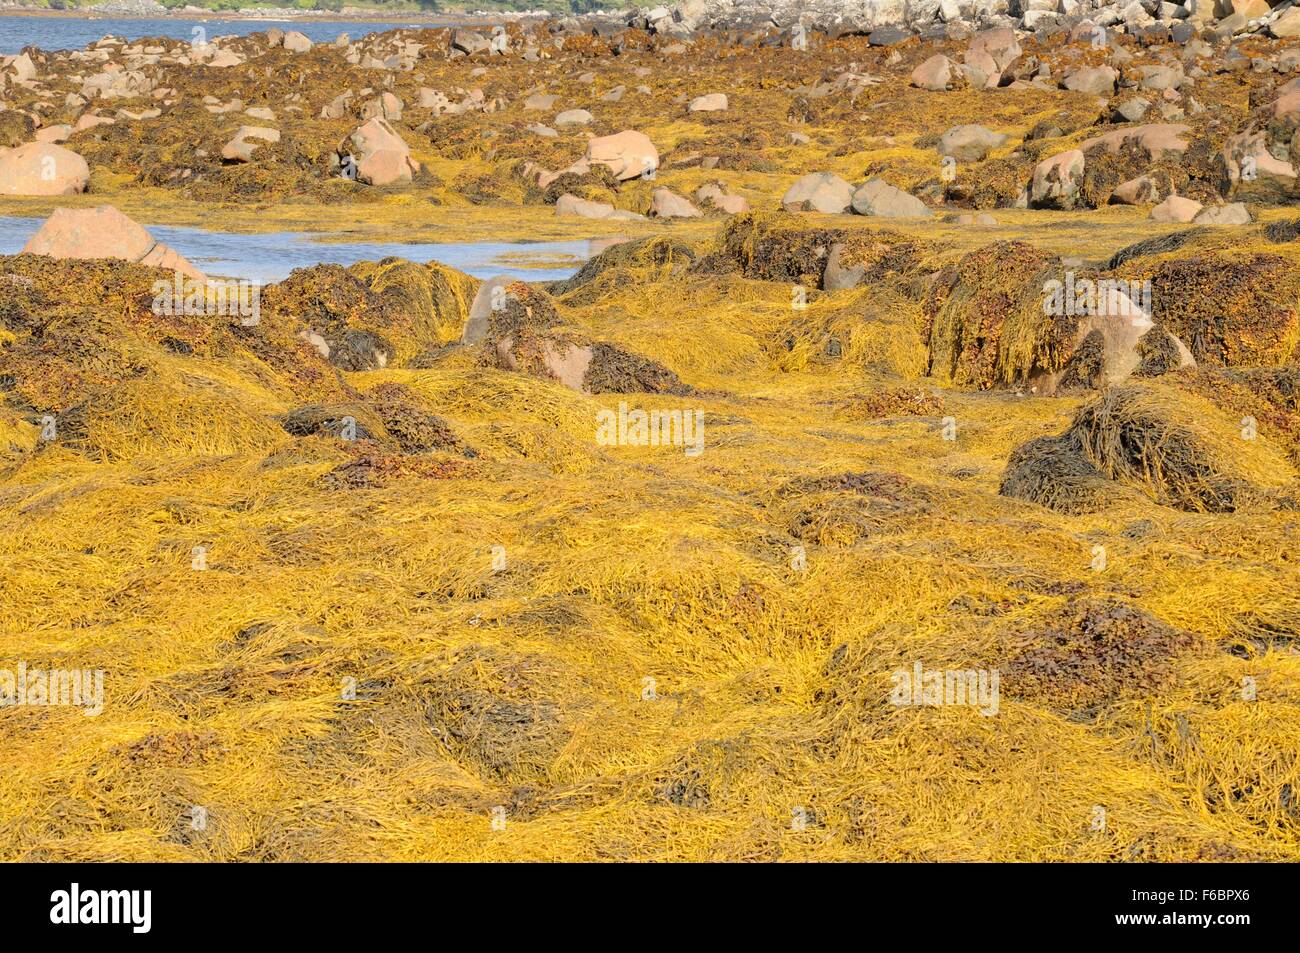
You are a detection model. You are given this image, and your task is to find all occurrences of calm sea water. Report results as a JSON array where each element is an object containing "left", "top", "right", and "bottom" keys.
[
  {"left": 0, "top": 13, "right": 456, "bottom": 55},
  {"left": 0, "top": 215, "right": 590, "bottom": 283},
  {"left": 0, "top": 14, "right": 584, "bottom": 281}
]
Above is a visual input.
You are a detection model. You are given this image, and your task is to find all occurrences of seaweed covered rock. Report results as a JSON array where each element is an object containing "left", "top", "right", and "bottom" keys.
[
  {"left": 772, "top": 469, "right": 934, "bottom": 547},
  {"left": 0, "top": 110, "right": 36, "bottom": 149},
  {"left": 551, "top": 236, "right": 696, "bottom": 305},
  {"left": 348, "top": 258, "right": 478, "bottom": 353},
  {"left": 1002, "top": 382, "right": 1297, "bottom": 513},
  {"left": 926, "top": 242, "right": 1194, "bottom": 394},
  {"left": 0, "top": 255, "right": 343, "bottom": 461},
  {"left": 475, "top": 280, "right": 690, "bottom": 395},
  {"left": 536, "top": 163, "right": 622, "bottom": 206},
  {"left": 691, "top": 212, "right": 927, "bottom": 290},
  {"left": 1163, "top": 364, "right": 1300, "bottom": 465},
  {"left": 945, "top": 153, "right": 1035, "bottom": 209},
  {"left": 1030, "top": 125, "right": 1222, "bottom": 211},
  {"left": 259, "top": 264, "right": 400, "bottom": 371},
  {"left": 75, "top": 102, "right": 343, "bottom": 202},
  {"left": 923, "top": 241, "right": 1068, "bottom": 390},
  {"left": 1145, "top": 254, "right": 1300, "bottom": 368},
  {"left": 765, "top": 285, "right": 928, "bottom": 379},
  {"left": 261, "top": 259, "right": 476, "bottom": 368}
]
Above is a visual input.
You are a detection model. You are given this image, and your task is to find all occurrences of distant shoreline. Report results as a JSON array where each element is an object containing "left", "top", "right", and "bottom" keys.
[{"left": 0, "top": 7, "right": 536, "bottom": 22}]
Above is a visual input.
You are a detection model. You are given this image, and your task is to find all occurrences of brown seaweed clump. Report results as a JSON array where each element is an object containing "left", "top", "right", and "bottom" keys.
[
  {"left": 1131, "top": 327, "right": 1188, "bottom": 378},
  {"left": 691, "top": 212, "right": 847, "bottom": 287},
  {"left": 583, "top": 342, "right": 692, "bottom": 396},
  {"left": 1147, "top": 254, "right": 1300, "bottom": 368},
  {"left": 279, "top": 383, "right": 467, "bottom": 453},
  {"left": 1002, "top": 598, "right": 1198, "bottom": 710},
  {"left": 774, "top": 470, "right": 933, "bottom": 547},
  {"left": 922, "top": 241, "right": 1072, "bottom": 390},
  {"left": 999, "top": 432, "right": 1126, "bottom": 515},
  {"left": 829, "top": 387, "right": 944, "bottom": 420},
  {"left": 944, "top": 154, "right": 1036, "bottom": 210},
  {"left": 481, "top": 281, "right": 690, "bottom": 395},
  {"left": 1001, "top": 382, "right": 1297, "bottom": 513},
  {"left": 691, "top": 212, "right": 928, "bottom": 291}
]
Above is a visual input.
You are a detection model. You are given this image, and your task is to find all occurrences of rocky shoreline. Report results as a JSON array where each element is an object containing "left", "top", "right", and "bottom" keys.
[
  {"left": 0, "top": 4, "right": 491, "bottom": 21},
  {"left": 2, "top": 7, "right": 1300, "bottom": 862}
]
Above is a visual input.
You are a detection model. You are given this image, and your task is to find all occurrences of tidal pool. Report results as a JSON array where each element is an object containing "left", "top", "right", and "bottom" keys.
[{"left": 0, "top": 215, "right": 593, "bottom": 284}]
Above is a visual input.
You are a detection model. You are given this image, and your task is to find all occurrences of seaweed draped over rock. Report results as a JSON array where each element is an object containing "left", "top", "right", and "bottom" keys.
[
  {"left": 259, "top": 259, "right": 478, "bottom": 368},
  {"left": 551, "top": 236, "right": 698, "bottom": 305},
  {"left": 0, "top": 252, "right": 490, "bottom": 462},
  {"left": 689, "top": 212, "right": 929, "bottom": 290},
  {"left": 922, "top": 240, "right": 1072, "bottom": 390},
  {"left": 1001, "top": 381, "right": 1297, "bottom": 514},
  {"left": 1144, "top": 254, "right": 1300, "bottom": 368},
  {"left": 1163, "top": 365, "right": 1300, "bottom": 465},
  {"left": 350, "top": 257, "right": 479, "bottom": 351},
  {"left": 0, "top": 255, "right": 345, "bottom": 461},
  {"left": 766, "top": 284, "right": 929, "bottom": 379},
  {"left": 0, "top": 254, "right": 344, "bottom": 403},
  {"left": 477, "top": 280, "right": 691, "bottom": 396}
]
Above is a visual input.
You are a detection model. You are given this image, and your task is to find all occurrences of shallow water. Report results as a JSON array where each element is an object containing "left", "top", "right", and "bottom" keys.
[
  {"left": 0, "top": 215, "right": 591, "bottom": 284},
  {"left": 0, "top": 12, "right": 454, "bottom": 55}
]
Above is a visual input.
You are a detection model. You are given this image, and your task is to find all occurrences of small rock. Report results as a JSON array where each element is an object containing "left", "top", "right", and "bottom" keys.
[
  {"left": 1192, "top": 202, "right": 1251, "bottom": 225},
  {"left": 781, "top": 172, "right": 854, "bottom": 213},
  {"left": 649, "top": 187, "right": 702, "bottom": 218},
  {"left": 283, "top": 31, "right": 313, "bottom": 53},
  {"left": 1149, "top": 194, "right": 1203, "bottom": 222},
  {"left": 220, "top": 125, "right": 280, "bottom": 163},
  {"left": 851, "top": 178, "right": 932, "bottom": 218},
  {"left": 524, "top": 92, "right": 558, "bottom": 111},
  {"left": 1062, "top": 65, "right": 1117, "bottom": 96},
  {"left": 555, "top": 194, "right": 645, "bottom": 221},
  {"left": 555, "top": 108, "right": 594, "bottom": 127},
  {"left": 912, "top": 53, "right": 957, "bottom": 91},
  {"left": 688, "top": 93, "right": 728, "bottom": 112},
  {"left": 936, "top": 124, "right": 1007, "bottom": 162},
  {"left": 585, "top": 130, "right": 659, "bottom": 180}
]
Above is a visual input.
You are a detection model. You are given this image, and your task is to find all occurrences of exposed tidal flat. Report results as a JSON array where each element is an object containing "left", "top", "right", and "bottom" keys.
[{"left": 1, "top": 6, "right": 1299, "bottom": 862}]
